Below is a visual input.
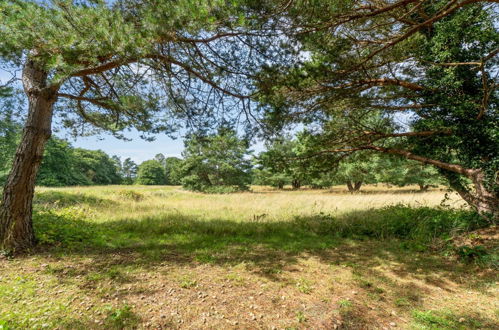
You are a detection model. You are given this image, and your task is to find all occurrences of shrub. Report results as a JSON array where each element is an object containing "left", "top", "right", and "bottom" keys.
[
  {"left": 136, "top": 160, "right": 166, "bottom": 185},
  {"left": 202, "top": 185, "right": 248, "bottom": 194},
  {"left": 33, "top": 208, "right": 97, "bottom": 247}
]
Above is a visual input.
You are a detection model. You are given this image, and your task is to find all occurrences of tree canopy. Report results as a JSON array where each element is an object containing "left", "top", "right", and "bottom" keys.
[
  {"left": 181, "top": 128, "right": 252, "bottom": 192},
  {"left": 257, "top": 0, "right": 498, "bottom": 217},
  {"left": 136, "top": 159, "right": 166, "bottom": 185}
]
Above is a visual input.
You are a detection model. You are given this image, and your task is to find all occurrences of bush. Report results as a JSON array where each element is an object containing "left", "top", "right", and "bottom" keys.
[{"left": 34, "top": 191, "right": 110, "bottom": 208}]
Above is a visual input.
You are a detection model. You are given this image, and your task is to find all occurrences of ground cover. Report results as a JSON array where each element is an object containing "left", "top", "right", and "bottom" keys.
[{"left": 0, "top": 186, "right": 496, "bottom": 329}]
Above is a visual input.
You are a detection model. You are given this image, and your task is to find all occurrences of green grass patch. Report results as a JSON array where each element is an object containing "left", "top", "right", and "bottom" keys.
[
  {"left": 411, "top": 310, "right": 493, "bottom": 329},
  {"left": 104, "top": 305, "right": 139, "bottom": 329},
  {"left": 30, "top": 203, "right": 492, "bottom": 270}
]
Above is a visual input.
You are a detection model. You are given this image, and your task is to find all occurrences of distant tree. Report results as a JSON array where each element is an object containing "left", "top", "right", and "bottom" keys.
[
  {"left": 383, "top": 160, "right": 443, "bottom": 192},
  {"left": 122, "top": 158, "right": 138, "bottom": 185},
  {"left": 181, "top": 129, "right": 252, "bottom": 192},
  {"left": 327, "top": 152, "right": 385, "bottom": 192},
  {"left": 252, "top": 168, "right": 290, "bottom": 189},
  {"left": 254, "top": 138, "right": 308, "bottom": 189},
  {"left": 165, "top": 157, "right": 183, "bottom": 185},
  {"left": 307, "top": 172, "right": 335, "bottom": 190},
  {"left": 291, "top": 130, "right": 402, "bottom": 192},
  {"left": 111, "top": 155, "right": 123, "bottom": 178},
  {"left": 37, "top": 138, "right": 90, "bottom": 186},
  {"left": 154, "top": 153, "right": 166, "bottom": 167},
  {"left": 73, "top": 149, "right": 121, "bottom": 185},
  {"left": 258, "top": 1, "right": 498, "bottom": 218},
  {"left": 136, "top": 160, "right": 166, "bottom": 185}
]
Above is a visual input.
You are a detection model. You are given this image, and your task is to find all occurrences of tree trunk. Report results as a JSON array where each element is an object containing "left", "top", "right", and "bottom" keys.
[
  {"left": 0, "top": 59, "right": 57, "bottom": 251},
  {"left": 347, "top": 181, "right": 362, "bottom": 192},
  {"left": 291, "top": 179, "right": 301, "bottom": 189},
  {"left": 354, "top": 146, "right": 497, "bottom": 220},
  {"left": 419, "top": 184, "right": 430, "bottom": 192},
  {"left": 448, "top": 170, "right": 498, "bottom": 222}
]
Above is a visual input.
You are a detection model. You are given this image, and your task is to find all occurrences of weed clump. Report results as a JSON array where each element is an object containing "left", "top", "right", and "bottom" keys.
[
  {"left": 412, "top": 310, "right": 493, "bottom": 329},
  {"left": 104, "top": 305, "right": 139, "bottom": 329},
  {"left": 115, "top": 190, "right": 145, "bottom": 202}
]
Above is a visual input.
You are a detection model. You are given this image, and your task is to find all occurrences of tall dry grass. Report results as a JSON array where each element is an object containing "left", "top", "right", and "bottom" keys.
[{"left": 34, "top": 184, "right": 466, "bottom": 224}]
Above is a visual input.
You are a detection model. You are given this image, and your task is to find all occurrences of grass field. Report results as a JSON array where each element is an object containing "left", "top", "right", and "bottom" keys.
[{"left": 0, "top": 185, "right": 497, "bottom": 329}]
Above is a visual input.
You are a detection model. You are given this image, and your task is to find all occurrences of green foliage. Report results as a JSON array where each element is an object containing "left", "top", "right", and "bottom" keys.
[
  {"left": 104, "top": 305, "right": 139, "bottom": 329},
  {"left": 294, "top": 205, "right": 486, "bottom": 248},
  {"left": 411, "top": 309, "right": 488, "bottom": 329},
  {"left": 181, "top": 129, "right": 252, "bottom": 192},
  {"left": 0, "top": 96, "right": 20, "bottom": 185},
  {"left": 382, "top": 160, "right": 443, "bottom": 191},
  {"left": 72, "top": 149, "right": 122, "bottom": 185},
  {"left": 179, "top": 276, "right": 197, "bottom": 289},
  {"left": 454, "top": 245, "right": 497, "bottom": 268},
  {"left": 327, "top": 151, "right": 399, "bottom": 191},
  {"left": 257, "top": 1, "right": 498, "bottom": 211},
  {"left": 121, "top": 158, "right": 138, "bottom": 184},
  {"left": 37, "top": 139, "right": 123, "bottom": 186},
  {"left": 154, "top": 153, "right": 166, "bottom": 167},
  {"left": 253, "top": 137, "right": 308, "bottom": 189},
  {"left": 0, "top": 0, "right": 259, "bottom": 138},
  {"left": 136, "top": 160, "right": 166, "bottom": 185},
  {"left": 33, "top": 208, "right": 97, "bottom": 247},
  {"left": 415, "top": 6, "right": 499, "bottom": 196},
  {"left": 165, "top": 157, "right": 183, "bottom": 185},
  {"left": 0, "top": 319, "right": 10, "bottom": 330},
  {"left": 34, "top": 191, "right": 112, "bottom": 208},
  {"left": 0, "top": 104, "right": 123, "bottom": 187},
  {"left": 37, "top": 138, "right": 92, "bottom": 186},
  {"left": 254, "top": 134, "right": 441, "bottom": 192}
]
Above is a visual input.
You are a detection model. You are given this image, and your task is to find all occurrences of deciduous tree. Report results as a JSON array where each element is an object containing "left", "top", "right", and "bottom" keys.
[
  {"left": 165, "top": 157, "right": 183, "bottom": 185},
  {"left": 136, "top": 160, "right": 166, "bottom": 185}
]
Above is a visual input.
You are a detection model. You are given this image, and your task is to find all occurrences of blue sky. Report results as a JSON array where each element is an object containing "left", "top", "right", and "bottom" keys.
[
  {"left": 1, "top": 70, "right": 181, "bottom": 162},
  {"left": 69, "top": 130, "right": 264, "bottom": 163},
  {"left": 68, "top": 131, "right": 186, "bottom": 163},
  {"left": 1, "top": 70, "right": 264, "bottom": 163}
]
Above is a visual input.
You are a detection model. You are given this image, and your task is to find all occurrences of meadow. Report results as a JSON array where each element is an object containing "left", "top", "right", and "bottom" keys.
[{"left": 0, "top": 185, "right": 497, "bottom": 329}]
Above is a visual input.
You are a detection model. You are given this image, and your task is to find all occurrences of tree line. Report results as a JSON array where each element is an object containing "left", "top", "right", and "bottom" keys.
[{"left": 1, "top": 117, "right": 442, "bottom": 192}]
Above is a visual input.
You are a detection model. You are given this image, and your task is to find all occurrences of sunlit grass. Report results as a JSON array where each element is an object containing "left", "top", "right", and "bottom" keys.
[
  {"left": 0, "top": 185, "right": 495, "bottom": 329},
  {"left": 34, "top": 184, "right": 465, "bottom": 224}
]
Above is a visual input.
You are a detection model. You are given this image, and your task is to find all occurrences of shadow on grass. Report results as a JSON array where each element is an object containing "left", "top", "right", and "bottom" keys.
[{"left": 29, "top": 205, "right": 495, "bottom": 289}]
